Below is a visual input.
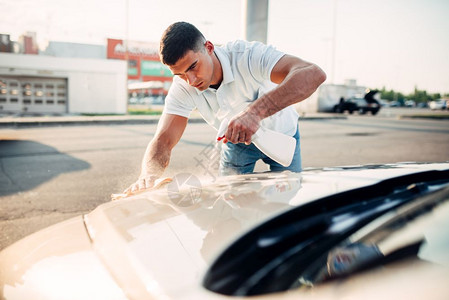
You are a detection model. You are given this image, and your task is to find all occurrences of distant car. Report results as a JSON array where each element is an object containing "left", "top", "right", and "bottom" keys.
[
  {"left": 429, "top": 100, "right": 447, "bottom": 110},
  {"left": 353, "top": 97, "right": 381, "bottom": 115},
  {"left": 389, "top": 101, "right": 401, "bottom": 107},
  {"left": 417, "top": 102, "right": 428, "bottom": 108},
  {"left": 128, "top": 97, "right": 139, "bottom": 104},
  {"left": 379, "top": 99, "right": 389, "bottom": 107},
  {"left": 333, "top": 99, "right": 358, "bottom": 114},
  {"left": 333, "top": 98, "right": 380, "bottom": 115},
  {"left": 405, "top": 100, "right": 416, "bottom": 107}
]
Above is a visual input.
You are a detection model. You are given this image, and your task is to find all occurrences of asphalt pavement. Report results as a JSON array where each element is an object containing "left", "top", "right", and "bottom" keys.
[
  {"left": 1, "top": 106, "right": 448, "bottom": 128},
  {"left": 1, "top": 107, "right": 448, "bottom": 250}
]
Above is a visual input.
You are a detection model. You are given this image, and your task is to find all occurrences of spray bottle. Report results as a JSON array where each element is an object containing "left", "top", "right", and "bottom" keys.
[{"left": 216, "top": 118, "right": 296, "bottom": 167}]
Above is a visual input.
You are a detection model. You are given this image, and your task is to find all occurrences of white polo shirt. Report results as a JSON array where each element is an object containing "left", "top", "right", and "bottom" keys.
[{"left": 163, "top": 40, "right": 299, "bottom": 136}]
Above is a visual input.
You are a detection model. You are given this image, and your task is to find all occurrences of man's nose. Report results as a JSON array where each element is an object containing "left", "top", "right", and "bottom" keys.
[{"left": 186, "top": 72, "right": 196, "bottom": 86}]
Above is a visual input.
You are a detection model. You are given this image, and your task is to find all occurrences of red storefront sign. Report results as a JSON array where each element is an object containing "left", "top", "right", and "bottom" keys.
[
  {"left": 107, "top": 39, "right": 172, "bottom": 81},
  {"left": 107, "top": 38, "right": 159, "bottom": 60}
]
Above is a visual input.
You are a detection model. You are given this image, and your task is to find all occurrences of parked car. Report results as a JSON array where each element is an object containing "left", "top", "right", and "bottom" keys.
[
  {"left": 429, "top": 99, "right": 447, "bottom": 110},
  {"left": 1, "top": 162, "right": 449, "bottom": 300},
  {"left": 353, "top": 97, "right": 381, "bottom": 115},
  {"left": 417, "top": 102, "right": 428, "bottom": 108},
  {"left": 333, "top": 98, "right": 358, "bottom": 114},
  {"left": 389, "top": 100, "right": 401, "bottom": 107},
  {"left": 405, "top": 100, "right": 416, "bottom": 107},
  {"left": 334, "top": 97, "right": 380, "bottom": 115},
  {"left": 379, "top": 99, "right": 389, "bottom": 107}
]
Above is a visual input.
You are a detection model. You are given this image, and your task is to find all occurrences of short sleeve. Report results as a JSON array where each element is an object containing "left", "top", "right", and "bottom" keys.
[
  {"left": 163, "top": 77, "right": 196, "bottom": 118},
  {"left": 246, "top": 42, "right": 285, "bottom": 82}
]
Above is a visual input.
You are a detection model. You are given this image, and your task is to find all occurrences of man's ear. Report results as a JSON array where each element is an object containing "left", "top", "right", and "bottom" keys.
[{"left": 204, "top": 40, "right": 214, "bottom": 54}]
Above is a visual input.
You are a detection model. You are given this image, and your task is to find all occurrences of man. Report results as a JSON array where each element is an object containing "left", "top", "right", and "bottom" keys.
[{"left": 124, "top": 21, "right": 326, "bottom": 195}]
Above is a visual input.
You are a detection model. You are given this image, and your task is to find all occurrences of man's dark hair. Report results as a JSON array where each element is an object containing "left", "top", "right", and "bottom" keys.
[{"left": 159, "top": 22, "right": 206, "bottom": 66}]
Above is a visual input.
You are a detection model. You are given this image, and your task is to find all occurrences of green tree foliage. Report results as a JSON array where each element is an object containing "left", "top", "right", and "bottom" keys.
[{"left": 377, "top": 86, "right": 445, "bottom": 104}]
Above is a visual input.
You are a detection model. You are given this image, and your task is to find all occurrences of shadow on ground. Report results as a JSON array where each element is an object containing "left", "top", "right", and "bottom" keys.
[{"left": 0, "top": 140, "right": 91, "bottom": 196}]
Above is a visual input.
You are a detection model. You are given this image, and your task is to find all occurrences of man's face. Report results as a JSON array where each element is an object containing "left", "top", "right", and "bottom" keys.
[{"left": 168, "top": 43, "right": 215, "bottom": 91}]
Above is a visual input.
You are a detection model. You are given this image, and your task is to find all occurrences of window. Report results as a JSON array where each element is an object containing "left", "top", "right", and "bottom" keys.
[{"left": 0, "top": 80, "right": 6, "bottom": 95}]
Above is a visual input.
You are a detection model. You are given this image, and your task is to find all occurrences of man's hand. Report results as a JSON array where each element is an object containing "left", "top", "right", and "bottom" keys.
[
  {"left": 224, "top": 109, "right": 262, "bottom": 145},
  {"left": 121, "top": 113, "right": 188, "bottom": 197},
  {"left": 123, "top": 174, "right": 159, "bottom": 196},
  {"left": 113, "top": 176, "right": 172, "bottom": 201}
]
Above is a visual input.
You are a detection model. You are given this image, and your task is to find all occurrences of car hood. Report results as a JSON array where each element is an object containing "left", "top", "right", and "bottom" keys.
[
  {"left": 0, "top": 217, "right": 127, "bottom": 300},
  {"left": 1, "top": 162, "right": 449, "bottom": 299}
]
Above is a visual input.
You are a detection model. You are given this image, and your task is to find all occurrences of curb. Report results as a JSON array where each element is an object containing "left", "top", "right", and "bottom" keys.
[
  {"left": 0, "top": 117, "right": 207, "bottom": 128},
  {"left": 397, "top": 114, "right": 449, "bottom": 120},
  {"left": 0, "top": 114, "right": 346, "bottom": 129}
]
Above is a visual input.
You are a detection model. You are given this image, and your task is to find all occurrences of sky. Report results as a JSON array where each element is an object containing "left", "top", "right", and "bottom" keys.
[{"left": 1, "top": 0, "right": 448, "bottom": 95}]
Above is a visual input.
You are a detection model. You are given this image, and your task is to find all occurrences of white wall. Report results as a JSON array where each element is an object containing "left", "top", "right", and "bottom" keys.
[
  {"left": 0, "top": 53, "right": 127, "bottom": 114},
  {"left": 296, "top": 84, "right": 367, "bottom": 113}
]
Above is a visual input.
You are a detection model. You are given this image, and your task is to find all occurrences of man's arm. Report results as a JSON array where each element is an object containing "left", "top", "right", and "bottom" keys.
[
  {"left": 224, "top": 55, "right": 326, "bottom": 144},
  {"left": 124, "top": 113, "right": 188, "bottom": 194}
]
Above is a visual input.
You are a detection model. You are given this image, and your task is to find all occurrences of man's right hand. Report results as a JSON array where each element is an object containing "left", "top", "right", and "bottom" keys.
[
  {"left": 123, "top": 175, "right": 159, "bottom": 196},
  {"left": 121, "top": 114, "right": 188, "bottom": 197}
]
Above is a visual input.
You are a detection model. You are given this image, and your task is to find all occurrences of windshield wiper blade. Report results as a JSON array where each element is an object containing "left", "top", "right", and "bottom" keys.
[{"left": 203, "top": 169, "right": 449, "bottom": 296}]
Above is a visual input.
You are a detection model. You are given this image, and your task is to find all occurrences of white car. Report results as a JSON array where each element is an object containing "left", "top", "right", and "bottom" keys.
[
  {"left": 429, "top": 99, "right": 447, "bottom": 110},
  {"left": 1, "top": 162, "right": 449, "bottom": 299}
]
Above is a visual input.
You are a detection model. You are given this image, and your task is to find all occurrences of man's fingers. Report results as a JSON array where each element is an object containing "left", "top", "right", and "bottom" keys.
[
  {"left": 231, "top": 132, "right": 240, "bottom": 144},
  {"left": 137, "top": 178, "right": 154, "bottom": 191},
  {"left": 137, "top": 178, "right": 146, "bottom": 191},
  {"left": 226, "top": 127, "right": 244, "bottom": 144},
  {"left": 239, "top": 132, "right": 246, "bottom": 143},
  {"left": 225, "top": 114, "right": 260, "bottom": 145},
  {"left": 125, "top": 177, "right": 155, "bottom": 195},
  {"left": 144, "top": 178, "right": 154, "bottom": 189}
]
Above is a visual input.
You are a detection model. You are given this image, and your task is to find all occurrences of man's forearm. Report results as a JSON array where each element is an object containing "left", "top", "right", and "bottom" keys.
[
  {"left": 247, "top": 64, "right": 326, "bottom": 120},
  {"left": 140, "top": 139, "right": 171, "bottom": 179}
]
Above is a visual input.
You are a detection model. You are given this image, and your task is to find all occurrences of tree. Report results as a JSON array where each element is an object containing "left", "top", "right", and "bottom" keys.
[{"left": 376, "top": 86, "right": 446, "bottom": 103}]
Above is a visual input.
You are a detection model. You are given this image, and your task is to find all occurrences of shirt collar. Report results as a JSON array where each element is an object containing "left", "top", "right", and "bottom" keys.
[{"left": 195, "top": 46, "right": 235, "bottom": 95}]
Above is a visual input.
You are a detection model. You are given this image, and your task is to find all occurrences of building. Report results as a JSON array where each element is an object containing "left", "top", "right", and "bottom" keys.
[
  {"left": 0, "top": 32, "right": 131, "bottom": 115},
  {"left": 0, "top": 52, "right": 127, "bottom": 114},
  {"left": 18, "top": 32, "right": 39, "bottom": 55},
  {"left": 0, "top": 33, "right": 174, "bottom": 115},
  {"left": 41, "top": 41, "right": 106, "bottom": 59}
]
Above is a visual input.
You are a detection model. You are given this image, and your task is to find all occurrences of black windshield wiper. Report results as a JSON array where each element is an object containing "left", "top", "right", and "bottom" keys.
[{"left": 203, "top": 169, "right": 449, "bottom": 296}]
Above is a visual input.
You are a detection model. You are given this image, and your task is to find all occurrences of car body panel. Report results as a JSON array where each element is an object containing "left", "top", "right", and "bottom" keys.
[
  {"left": 1, "top": 162, "right": 449, "bottom": 299},
  {"left": 0, "top": 217, "right": 127, "bottom": 300}
]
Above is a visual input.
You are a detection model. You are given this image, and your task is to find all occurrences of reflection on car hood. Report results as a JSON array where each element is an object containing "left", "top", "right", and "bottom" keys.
[
  {"left": 1, "top": 162, "right": 449, "bottom": 300},
  {"left": 82, "top": 162, "right": 449, "bottom": 299}
]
